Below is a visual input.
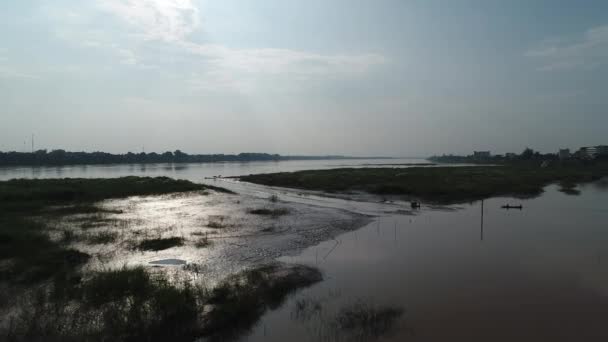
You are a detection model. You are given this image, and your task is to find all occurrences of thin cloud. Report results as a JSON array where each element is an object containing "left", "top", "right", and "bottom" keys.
[
  {"left": 0, "top": 59, "right": 40, "bottom": 80},
  {"left": 97, "top": 0, "right": 386, "bottom": 82},
  {"left": 526, "top": 24, "right": 608, "bottom": 71},
  {"left": 98, "top": 0, "right": 200, "bottom": 42}
]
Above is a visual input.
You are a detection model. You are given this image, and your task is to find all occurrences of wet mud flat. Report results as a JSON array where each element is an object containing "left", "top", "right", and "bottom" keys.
[
  {"left": 65, "top": 188, "right": 370, "bottom": 283},
  {"left": 0, "top": 177, "right": 370, "bottom": 341}
]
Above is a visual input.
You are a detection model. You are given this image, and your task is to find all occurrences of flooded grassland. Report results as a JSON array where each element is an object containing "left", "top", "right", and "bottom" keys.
[
  {"left": 2, "top": 169, "right": 608, "bottom": 342},
  {"left": 0, "top": 177, "right": 368, "bottom": 341}
]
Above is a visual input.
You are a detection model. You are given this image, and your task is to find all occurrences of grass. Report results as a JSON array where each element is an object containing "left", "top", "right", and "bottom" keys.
[
  {"left": 0, "top": 176, "right": 210, "bottom": 211},
  {"left": 206, "top": 215, "right": 228, "bottom": 229},
  {"left": 3, "top": 264, "right": 321, "bottom": 341},
  {"left": 1, "top": 176, "right": 322, "bottom": 341},
  {"left": 335, "top": 301, "right": 404, "bottom": 339},
  {"left": 136, "top": 237, "right": 184, "bottom": 251},
  {"left": 0, "top": 216, "right": 90, "bottom": 283},
  {"left": 268, "top": 194, "right": 279, "bottom": 203},
  {"left": 194, "top": 236, "right": 211, "bottom": 248},
  {"left": 203, "top": 264, "right": 322, "bottom": 340},
  {"left": 5, "top": 266, "right": 204, "bottom": 342},
  {"left": 292, "top": 298, "right": 405, "bottom": 342},
  {"left": 240, "top": 163, "right": 608, "bottom": 204},
  {"left": 247, "top": 208, "right": 290, "bottom": 217},
  {"left": 86, "top": 231, "right": 120, "bottom": 245},
  {"left": 0, "top": 176, "right": 223, "bottom": 284}
]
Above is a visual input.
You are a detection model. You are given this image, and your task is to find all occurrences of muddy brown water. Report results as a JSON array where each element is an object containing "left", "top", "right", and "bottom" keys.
[
  {"left": 2, "top": 162, "right": 608, "bottom": 341},
  {"left": 244, "top": 182, "right": 608, "bottom": 342}
]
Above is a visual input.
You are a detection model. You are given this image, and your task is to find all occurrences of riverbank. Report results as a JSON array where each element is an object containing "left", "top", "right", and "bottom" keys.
[
  {"left": 1, "top": 177, "right": 367, "bottom": 341},
  {"left": 239, "top": 164, "right": 608, "bottom": 204}
]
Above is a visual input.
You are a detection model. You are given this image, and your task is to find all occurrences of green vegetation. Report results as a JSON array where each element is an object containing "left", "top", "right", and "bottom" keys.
[
  {"left": 6, "top": 266, "right": 205, "bottom": 342},
  {"left": 4, "top": 264, "right": 321, "bottom": 341},
  {"left": 0, "top": 150, "right": 378, "bottom": 167},
  {"left": 194, "top": 236, "right": 211, "bottom": 248},
  {"left": 136, "top": 237, "right": 184, "bottom": 251},
  {"left": 86, "top": 230, "right": 120, "bottom": 245},
  {"left": 0, "top": 177, "right": 320, "bottom": 341},
  {"left": 206, "top": 215, "right": 230, "bottom": 229},
  {"left": 240, "top": 164, "right": 608, "bottom": 203},
  {"left": 203, "top": 264, "right": 322, "bottom": 340},
  {"left": 0, "top": 177, "right": 222, "bottom": 283},
  {"left": 0, "top": 176, "right": 208, "bottom": 208}
]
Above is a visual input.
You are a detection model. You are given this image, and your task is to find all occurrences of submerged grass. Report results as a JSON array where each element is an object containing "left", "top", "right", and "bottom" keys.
[
  {"left": 240, "top": 163, "right": 608, "bottom": 204},
  {"left": 136, "top": 237, "right": 184, "bottom": 251},
  {"left": 4, "top": 264, "right": 321, "bottom": 341},
  {"left": 194, "top": 236, "right": 211, "bottom": 248},
  {"left": 0, "top": 177, "right": 226, "bottom": 284},
  {"left": 85, "top": 231, "right": 120, "bottom": 245},
  {"left": 5, "top": 266, "right": 204, "bottom": 342},
  {"left": 0, "top": 176, "right": 324, "bottom": 340},
  {"left": 292, "top": 298, "right": 405, "bottom": 342},
  {"left": 203, "top": 264, "right": 322, "bottom": 340},
  {"left": 247, "top": 208, "right": 290, "bottom": 217}
]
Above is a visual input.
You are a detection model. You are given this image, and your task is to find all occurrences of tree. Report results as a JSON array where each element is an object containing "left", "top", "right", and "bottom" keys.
[{"left": 520, "top": 148, "right": 534, "bottom": 160}]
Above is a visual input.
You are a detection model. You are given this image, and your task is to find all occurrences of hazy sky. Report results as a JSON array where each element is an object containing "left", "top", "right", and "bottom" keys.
[{"left": 1, "top": 0, "right": 607, "bottom": 156}]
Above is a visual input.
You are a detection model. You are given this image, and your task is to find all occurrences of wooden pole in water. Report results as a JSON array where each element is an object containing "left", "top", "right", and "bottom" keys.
[
  {"left": 394, "top": 221, "right": 397, "bottom": 245},
  {"left": 480, "top": 200, "right": 484, "bottom": 241}
]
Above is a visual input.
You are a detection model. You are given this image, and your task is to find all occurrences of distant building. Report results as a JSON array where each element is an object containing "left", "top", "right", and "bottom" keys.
[
  {"left": 473, "top": 151, "right": 491, "bottom": 158},
  {"left": 575, "top": 146, "right": 606, "bottom": 159},
  {"left": 505, "top": 153, "right": 516, "bottom": 159},
  {"left": 558, "top": 149, "right": 570, "bottom": 160},
  {"left": 596, "top": 145, "right": 608, "bottom": 156}
]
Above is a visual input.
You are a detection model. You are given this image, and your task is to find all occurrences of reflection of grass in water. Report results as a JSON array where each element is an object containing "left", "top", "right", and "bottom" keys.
[
  {"left": 559, "top": 181, "right": 581, "bottom": 195},
  {"left": 203, "top": 264, "right": 322, "bottom": 340},
  {"left": 292, "top": 297, "right": 405, "bottom": 342},
  {"left": 336, "top": 301, "right": 404, "bottom": 340},
  {"left": 136, "top": 237, "right": 184, "bottom": 251}
]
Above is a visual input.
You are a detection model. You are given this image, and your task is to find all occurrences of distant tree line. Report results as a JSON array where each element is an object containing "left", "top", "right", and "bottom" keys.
[
  {"left": 0, "top": 150, "right": 370, "bottom": 167},
  {"left": 429, "top": 148, "right": 561, "bottom": 164}
]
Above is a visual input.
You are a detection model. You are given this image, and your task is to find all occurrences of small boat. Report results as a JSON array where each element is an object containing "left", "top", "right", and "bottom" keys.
[
  {"left": 501, "top": 204, "right": 523, "bottom": 210},
  {"left": 411, "top": 201, "right": 421, "bottom": 209}
]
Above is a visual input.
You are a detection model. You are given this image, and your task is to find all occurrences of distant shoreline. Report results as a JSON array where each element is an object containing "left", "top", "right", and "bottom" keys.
[
  {"left": 239, "top": 163, "right": 608, "bottom": 204},
  {"left": 0, "top": 150, "right": 394, "bottom": 167}
]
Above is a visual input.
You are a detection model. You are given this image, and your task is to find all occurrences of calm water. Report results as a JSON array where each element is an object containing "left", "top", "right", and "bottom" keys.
[
  {"left": 0, "top": 158, "right": 430, "bottom": 181},
  {"left": 244, "top": 182, "right": 608, "bottom": 342}
]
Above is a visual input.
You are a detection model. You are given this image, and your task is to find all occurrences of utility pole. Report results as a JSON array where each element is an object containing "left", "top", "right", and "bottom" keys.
[{"left": 31, "top": 134, "right": 34, "bottom": 153}]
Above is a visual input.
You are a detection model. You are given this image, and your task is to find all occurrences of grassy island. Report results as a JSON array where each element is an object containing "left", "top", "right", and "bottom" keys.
[{"left": 240, "top": 163, "right": 608, "bottom": 204}]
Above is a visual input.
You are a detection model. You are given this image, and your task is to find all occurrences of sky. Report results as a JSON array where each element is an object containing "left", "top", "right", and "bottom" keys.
[{"left": 1, "top": 0, "right": 607, "bottom": 156}]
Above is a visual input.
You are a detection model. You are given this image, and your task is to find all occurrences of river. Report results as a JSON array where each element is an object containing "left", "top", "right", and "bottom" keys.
[{"left": 2, "top": 160, "right": 607, "bottom": 341}]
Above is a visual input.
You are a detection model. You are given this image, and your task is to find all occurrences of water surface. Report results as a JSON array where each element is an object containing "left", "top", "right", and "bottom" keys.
[
  {"left": 244, "top": 183, "right": 608, "bottom": 341},
  {"left": 0, "top": 158, "right": 430, "bottom": 181}
]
